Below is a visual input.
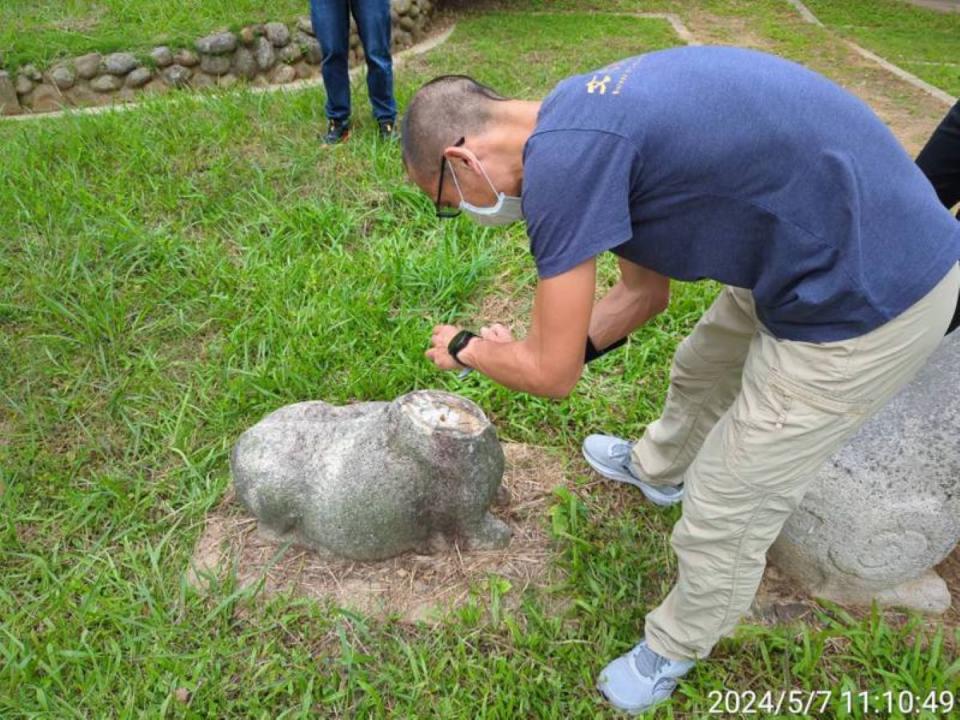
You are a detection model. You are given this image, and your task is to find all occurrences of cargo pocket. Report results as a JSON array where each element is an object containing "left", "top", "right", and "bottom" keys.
[
  {"left": 768, "top": 368, "right": 871, "bottom": 417},
  {"left": 722, "top": 368, "right": 868, "bottom": 492},
  {"left": 722, "top": 372, "right": 794, "bottom": 477}
]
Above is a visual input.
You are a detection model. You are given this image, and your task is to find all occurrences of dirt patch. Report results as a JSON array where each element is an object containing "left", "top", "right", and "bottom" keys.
[
  {"left": 748, "top": 563, "right": 823, "bottom": 626},
  {"left": 187, "top": 443, "right": 568, "bottom": 622},
  {"left": 687, "top": 12, "right": 781, "bottom": 54},
  {"left": 471, "top": 274, "right": 533, "bottom": 339},
  {"left": 49, "top": 12, "right": 104, "bottom": 34},
  {"left": 684, "top": 7, "right": 950, "bottom": 154}
]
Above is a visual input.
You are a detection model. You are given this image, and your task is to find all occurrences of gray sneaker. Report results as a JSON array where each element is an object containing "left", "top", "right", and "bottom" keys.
[
  {"left": 581, "top": 434, "right": 683, "bottom": 506},
  {"left": 597, "top": 638, "right": 696, "bottom": 714}
]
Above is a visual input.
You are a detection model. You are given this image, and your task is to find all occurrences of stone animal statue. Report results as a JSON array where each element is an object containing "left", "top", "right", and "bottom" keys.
[
  {"left": 770, "top": 333, "right": 960, "bottom": 613},
  {"left": 230, "top": 390, "right": 511, "bottom": 561}
]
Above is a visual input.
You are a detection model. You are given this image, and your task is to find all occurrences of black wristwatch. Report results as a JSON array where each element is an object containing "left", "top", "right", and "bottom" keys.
[
  {"left": 585, "top": 335, "right": 628, "bottom": 363},
  {"left": 447, "top": 329, "right": 478, "bottom": 367}
]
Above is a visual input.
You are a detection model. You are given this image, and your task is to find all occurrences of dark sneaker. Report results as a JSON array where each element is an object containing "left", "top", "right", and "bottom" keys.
[
  {"left": 378, "top": 119, "right": 398, "bottom": 141},
  {"left": 323, "top": 119, "right": 350, "bottom": 145}
]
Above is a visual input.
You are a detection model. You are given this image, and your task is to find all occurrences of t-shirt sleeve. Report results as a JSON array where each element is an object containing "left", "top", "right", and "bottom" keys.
[{"left": 522, "top": 130, "right": 639, "bottom": 278}]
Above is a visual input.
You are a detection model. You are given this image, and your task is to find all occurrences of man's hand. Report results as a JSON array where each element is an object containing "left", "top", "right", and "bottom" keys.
[
  {"left": 479, "top": 323, "right": 514, "bottom": 343},
  {"left": 425, "top": 324, "right": 466, "bottom": 371},
  {"left": 425, "top": 323, "right": 513, "bottom": 371}
]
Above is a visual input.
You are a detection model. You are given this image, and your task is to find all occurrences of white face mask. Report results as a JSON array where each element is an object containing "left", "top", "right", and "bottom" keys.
[{"left": 448, "top": 160, "right": 523, "bottom": 226}]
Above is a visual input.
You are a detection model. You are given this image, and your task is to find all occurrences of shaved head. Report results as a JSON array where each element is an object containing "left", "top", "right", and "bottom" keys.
[{"left": 401, "top": 75, "right": 509, "bottom": 182}]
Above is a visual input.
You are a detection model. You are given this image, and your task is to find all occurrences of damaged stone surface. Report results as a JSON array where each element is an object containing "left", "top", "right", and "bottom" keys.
[
  {"left": 770, "top": 333, "right": 960, "bottom": 613},
  {"left": 231, "top": 391, "right": 511, "bottom": 562},
  {"left": 191, "top": 444, "right": 562, "bottom": 622}
]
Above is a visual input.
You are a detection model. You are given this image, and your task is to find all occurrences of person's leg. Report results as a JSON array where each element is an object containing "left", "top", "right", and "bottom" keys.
[
  {"left": 644, "top": 263, "right": 960, "bottom": 662},
  {"left": 916, "top": 99, "right": 960, "bottom": 335},
  {"left": 630, "top": 286, "right": 757, "bottom": 488},
  {"left": 350, "top": 0, "right": 397, "bottom": 123},
  {"left": 311, "top": 0, "right": 352, "bottom": 123},
  {"left": 916, "top": 99, "right": 960, "bottom": 213}
]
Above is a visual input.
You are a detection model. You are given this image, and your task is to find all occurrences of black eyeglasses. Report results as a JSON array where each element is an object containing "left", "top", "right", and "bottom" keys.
[{"left": 435, "top": 136, "right": 466, "bottom": 218}]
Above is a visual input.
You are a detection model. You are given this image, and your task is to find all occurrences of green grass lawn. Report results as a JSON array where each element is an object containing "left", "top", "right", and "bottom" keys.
[
  {"left": 804, "top": 0, "right": 960, "bottom": 96},
  {"left": 2, "top": 4, "right": 959, "bottom": 719}
]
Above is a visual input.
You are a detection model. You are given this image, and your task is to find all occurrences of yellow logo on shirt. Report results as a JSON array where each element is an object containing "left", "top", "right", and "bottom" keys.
[
  {"left": 586, "top": 74, "right": 612, "bottom": 95},
  {"left": 586, "top": 57, "right": 644, "bottom": 97}
]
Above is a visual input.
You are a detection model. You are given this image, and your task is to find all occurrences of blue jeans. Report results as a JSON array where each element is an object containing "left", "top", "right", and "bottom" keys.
[{"left": 309, "top": 0, "right": 396, "bottom": 122}]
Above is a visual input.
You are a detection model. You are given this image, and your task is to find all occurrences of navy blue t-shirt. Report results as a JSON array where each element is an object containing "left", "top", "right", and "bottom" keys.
[{"left": 521, "top": 46, "right": 960, "bottom": 342}]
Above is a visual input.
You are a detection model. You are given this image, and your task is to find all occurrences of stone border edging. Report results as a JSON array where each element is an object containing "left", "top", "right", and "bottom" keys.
[
  {"left": 784, "top": 0, "right": 823, "bottom": 26},
  {"left": 786, "top": 0, "right": 954, "bottom": 106},
  {"left": 0, "top": 0, "right": 439, "bottom": 118},
  {"left": 0, "top": 8, "right": 695, "bottom": 125},
  {"left": 643, "top": 13, "right": 699, "bottom": 46},
  {"left": 0, "top": 24, "right": 456, "bottom": 124}
]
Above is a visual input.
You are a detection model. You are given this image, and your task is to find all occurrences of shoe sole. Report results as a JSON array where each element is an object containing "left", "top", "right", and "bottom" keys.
[
  {"left": 596, "top": 679, "right": 677, "bottom": 715},
  {"left": 596, "top": 681, "right": 672, "bottom": 716},
  {"left": 582, "top": 446, "right": 683, "bottom": 507}
]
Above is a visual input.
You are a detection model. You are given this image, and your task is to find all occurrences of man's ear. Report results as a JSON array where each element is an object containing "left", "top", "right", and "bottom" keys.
[{"left": 444, "top": 144, "right": 483, "bottom": 175}]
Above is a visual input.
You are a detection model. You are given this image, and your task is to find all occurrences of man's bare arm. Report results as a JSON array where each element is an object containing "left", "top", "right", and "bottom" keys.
[
  {"left": 454, "top": 258, "right": 596, "bottom": 398},
  {"left": 588, "top": 258, "right": 670, "bottom": 349},
  {"left": 425, "top": 258, "right": 667, "bottom": 398}
]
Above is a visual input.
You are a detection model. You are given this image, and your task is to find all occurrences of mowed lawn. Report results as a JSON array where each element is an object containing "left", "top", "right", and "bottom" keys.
[
  {"left": 1, "top": 5, "right": 958, "bottom": 719},
  {"left": 804, "top": 0, "right": 960, "bottom": 96}
]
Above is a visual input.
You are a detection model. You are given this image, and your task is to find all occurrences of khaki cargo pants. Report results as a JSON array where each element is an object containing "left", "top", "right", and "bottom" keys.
[{"left": 636, "top": 263, "right": 960, "bottom": 661}]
